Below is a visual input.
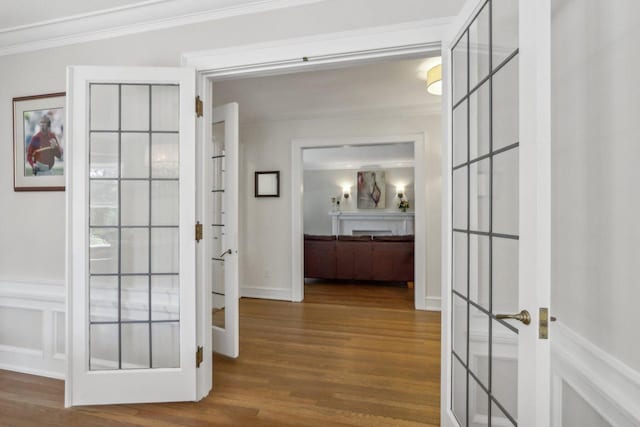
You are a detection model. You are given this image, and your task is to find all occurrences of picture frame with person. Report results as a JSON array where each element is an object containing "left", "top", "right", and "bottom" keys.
[{"left": 13, "top": 92, "right": 66, "bottom": 191}]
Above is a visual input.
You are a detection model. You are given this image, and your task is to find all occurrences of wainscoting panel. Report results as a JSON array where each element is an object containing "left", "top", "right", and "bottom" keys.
[
  {"left": 0, "top": 280, "right": 65, "bottom": 379},
  {"left": 551, "top": 322, "right": 640, "bottom": 427}
]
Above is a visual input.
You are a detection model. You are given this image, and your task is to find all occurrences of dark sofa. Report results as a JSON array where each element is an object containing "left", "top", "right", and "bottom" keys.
[{"left": 304, "top": 234, "right": 414, "bottom": 282}]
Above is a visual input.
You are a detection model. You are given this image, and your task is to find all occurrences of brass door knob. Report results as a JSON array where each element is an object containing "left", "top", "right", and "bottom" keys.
[{"left": 496, "top": 310, "right": 531, "bottom": 325}]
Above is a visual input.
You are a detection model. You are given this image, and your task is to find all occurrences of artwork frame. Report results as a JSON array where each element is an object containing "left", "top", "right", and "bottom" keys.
[
  {"left": 357, "top": 170, "right": 386, "bottom": 209},
  {"left": 13, "top": 92, "right": 66, "bottom": 191},
  {"left": 255, "top": 171, "right": 280, "bottom": 197}
]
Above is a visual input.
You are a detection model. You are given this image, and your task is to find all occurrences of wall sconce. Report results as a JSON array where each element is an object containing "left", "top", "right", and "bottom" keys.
[
  {"left": 396, "top": 185, "right": 405, "bottom": 199},
  {"left": 427, "top": 64, "right": 442, "bottom": 96},
  {"left": 342, "top": 185, "right": 351, "bottom": 199}
]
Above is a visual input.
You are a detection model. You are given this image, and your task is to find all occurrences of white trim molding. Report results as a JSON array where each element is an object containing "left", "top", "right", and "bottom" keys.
[
  {"left": 425, "top": 296, "right": 441, "bottom": 312},
  {"left": 551, "top": 322, "right": 640, "bottom": 427},
  {"left": 0, "top": 280, "right": 66, "bottom": 379},
  {"left": 240, "top": 286, "right": 292, "bottom": 301},
  {"left": 183, "top": 18, "right": 449, "bottom": 74},
  {"left": 0, "top": 0, "right": 325, "bottom": 57},
  {"left": 291, "top": 134, "right": 429, "bottom": 310}
]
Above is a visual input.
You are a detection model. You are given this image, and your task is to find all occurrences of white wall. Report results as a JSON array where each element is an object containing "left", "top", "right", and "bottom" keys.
[
  {"left": 551, "top": 0, "right": 640, "bottom": 424},
  {"left": 303, "top": 167, "right": 415, "bottom": 235},
  {"left": 0, "top": 0, "right": 458, "bottom": 377},
  {"left": 238, "top": 114, "right": 442, "bottom": 301},
  {"left": 0, "top": 0, "right": 459, "bottom": 284}
]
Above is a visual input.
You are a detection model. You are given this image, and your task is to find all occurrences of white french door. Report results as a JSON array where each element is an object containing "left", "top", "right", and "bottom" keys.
[
  {"left": 66, "top": 66, "right": 199, "bottom": 405},
  {"left": 443, "top": 0, "right": 551, "bottom": 426},
  {"left": 207, "top": 102, "right": 239, "bottom": 358}
]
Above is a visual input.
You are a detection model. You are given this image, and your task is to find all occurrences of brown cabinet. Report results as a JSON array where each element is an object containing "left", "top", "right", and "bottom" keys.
[{"left": 304, "top": 234, "right": 414, "bottom": 282}]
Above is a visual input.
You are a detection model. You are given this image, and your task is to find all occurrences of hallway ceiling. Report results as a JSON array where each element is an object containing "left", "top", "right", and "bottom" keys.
[{"left": 212, "top": 56, "right": 442, "bottom": 124}]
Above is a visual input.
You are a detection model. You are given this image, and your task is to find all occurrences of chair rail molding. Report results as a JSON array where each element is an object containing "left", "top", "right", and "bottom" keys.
[
  {"left": 0, "top": 279, "right": 66, "bottom": 379},
  {"left": 551, "top": 321, "right": 640, "bottom": 427}
]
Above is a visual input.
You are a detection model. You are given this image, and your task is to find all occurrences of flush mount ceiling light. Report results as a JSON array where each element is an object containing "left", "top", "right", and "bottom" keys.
[{"left": 427, "top": 64, "right": 442, "bottom": 96}]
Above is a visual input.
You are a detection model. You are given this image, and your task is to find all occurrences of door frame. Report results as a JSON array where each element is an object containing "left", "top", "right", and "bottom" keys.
[
  {"left": 439, "top": 0, "right": 552, "bottom": 426},
  {"left": 290, "top": 135, "right": 428, "bottom": 308},
  {"left": 181, "top": 16, "right": 461, "bottom": 401}
]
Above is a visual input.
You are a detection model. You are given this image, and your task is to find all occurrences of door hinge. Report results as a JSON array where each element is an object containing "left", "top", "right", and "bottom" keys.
[
  {"left": 539, "top": 307, "right": 557, "bottom": 339},
  {"left": 196, "top": 346, "right": 203, "bottom": 368},
  {"left": 195, "top": 221, "right": 203, "bottom": 242},
  {"left": 195, "top": 95, "right": 203, "bottom": 117}
]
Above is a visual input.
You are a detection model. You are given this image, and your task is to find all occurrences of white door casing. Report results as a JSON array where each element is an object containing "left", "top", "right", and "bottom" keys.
[
  {"left": 65, "top": 66, "right": 199, "bottom": 406},
  {"left": 440, "top": 0, "right": 551, "bottom": 426}
]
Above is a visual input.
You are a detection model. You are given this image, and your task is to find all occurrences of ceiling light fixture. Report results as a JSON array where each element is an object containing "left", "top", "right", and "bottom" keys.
[{"left": 427, "top": 64, "right": 442, "bottom": 96}]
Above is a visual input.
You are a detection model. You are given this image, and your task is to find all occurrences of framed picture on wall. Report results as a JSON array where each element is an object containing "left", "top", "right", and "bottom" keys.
[
  {"left": 13, "top": 92, "right": 66, "bottom": 191},
  {"left": 255, "top": 171, "right": 280, "bottom": 197},
  {"left": 357, "top": 170, "right": 386, "bottom": 209}
]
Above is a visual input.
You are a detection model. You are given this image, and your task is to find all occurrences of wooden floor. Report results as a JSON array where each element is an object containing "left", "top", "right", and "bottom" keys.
[{"left": 0, "top": 282, "right": 441, "bottom": 426}]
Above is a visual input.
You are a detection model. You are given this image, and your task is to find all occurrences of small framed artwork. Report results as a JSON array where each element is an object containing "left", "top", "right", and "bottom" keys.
[
  {"left": 13, "top": 92, "right": 66, "bottom": 191},
  {"left": 255, "top": 171, "right": 280, "bottom": 197}
]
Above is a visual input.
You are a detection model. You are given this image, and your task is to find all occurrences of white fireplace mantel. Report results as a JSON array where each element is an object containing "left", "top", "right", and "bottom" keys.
[{"left": 330, "top": 211, "right": 415, "bottom": 236}]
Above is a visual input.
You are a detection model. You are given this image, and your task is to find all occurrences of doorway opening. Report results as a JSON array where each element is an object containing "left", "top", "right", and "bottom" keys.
[
  {"left": 302, "top": 142, "right": 416, "bottom": 309},
  {"left": 209, "top": 55, "right": 442, "bottom": 310}
]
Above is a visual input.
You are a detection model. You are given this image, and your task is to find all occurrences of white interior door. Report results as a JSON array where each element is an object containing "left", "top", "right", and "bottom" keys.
[
  {"left": 443, "top": 0, "right": 551, "bottom": 426},
  {"left": 207, "top": 102, "right": 239, "bottom": 358},
  {"left": 66, "top": 66, "right": 199, "bottom": 406}
]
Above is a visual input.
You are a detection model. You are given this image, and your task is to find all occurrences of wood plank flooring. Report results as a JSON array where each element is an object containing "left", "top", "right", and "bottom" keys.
[{"left": 0, "top": 282, "right": 441, "bottom": 426}]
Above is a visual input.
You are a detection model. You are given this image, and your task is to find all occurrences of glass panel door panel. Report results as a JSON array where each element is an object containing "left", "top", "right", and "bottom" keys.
[
  {"left": 450, "top": 1, "right": 520, "bottom": 424},
  {"left": 88, "top": 83, "right": 181, "bottom": 371},
  {"left": 211, "top": 121, "right": 226, "bottom": 330}
]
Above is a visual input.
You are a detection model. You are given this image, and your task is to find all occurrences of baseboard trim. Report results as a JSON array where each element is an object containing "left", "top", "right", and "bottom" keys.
[
  {"left": 240, "top": 285, "right": 293, "bottom": 301},
  {"left": 425, "top": 296, "right": 442, "bottom": 311},
  {"left": 552, "top": 322, "right": 640, "bottom": 426},
  {"left": 0, "top": 362, "right": 65, "bottom": 380}
]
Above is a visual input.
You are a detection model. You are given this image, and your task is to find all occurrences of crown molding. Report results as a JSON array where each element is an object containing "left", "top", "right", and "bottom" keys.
[{"left": 0, "top": 0, "right": 325, "bottom": 57}]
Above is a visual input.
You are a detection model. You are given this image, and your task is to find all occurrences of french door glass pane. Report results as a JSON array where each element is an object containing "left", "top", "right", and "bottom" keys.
[
  {"left": 469, "top": 305, "right": 489, "bottom": 388},
  {"left": 453, "top": 294, "right": 468, "bottom": 361},
  {"left": 90, "top": 133, "right": 118, "bottom": 178},
  {"left": 453, "top": 167, "right": 468, "bottom": 230},
  {"left": 469, "top": 81, "right": 490, "bottom": 160},
  {"left": 493, "top": 57, "right": 519, "bottom": 151},
  {"left": 453, "top": 102, "right": 468, "bottom": 167},
  {"left": 453, "top": 232, "right": 468, "bottom": 297},
  {"left": 469, "top": 4, "right": 490, "bottom": 89},
  {"left": 121, "top": 133, "right": 150, "bottom": 179},
  {"left": 492, "top": 237, "right": 518, "bottom": 315},
  {"left": 491, "top": 319, "right": 519, "bottom": 420},
  {"left": 492, "top": 0, "right": 519, "bottom": 68},
  {"left": 453, "top": 32, "right": 469, "bottom": 105},
  {"left": 90, "top": 276, "right": 118, "bottom": 322},
  {"left": 88, "top": 83, "right": 180, "bottom": 371},
  {"left": 470, "top": 159, "right": 490, "bottom": 232},
  {"left": 90, "top": 85, "right": 118, "bottom": 130},
  {"left": 492, "top": 148, "right": 519, "bottom": 236},
  {"left": 451, "top": 0, "right": 519, "bottom": 424},
  {"left": 121, "top": 85, "right": 150, "bottom": 131},
  {"left": 452, "top": 356, "right": 467, "bottom": 426},
  {"left": 469, "top": 234, "right": 490, "bottom": 310},
  {"left": 470, "top": 375, "right": 490, "bottom": 427}
]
